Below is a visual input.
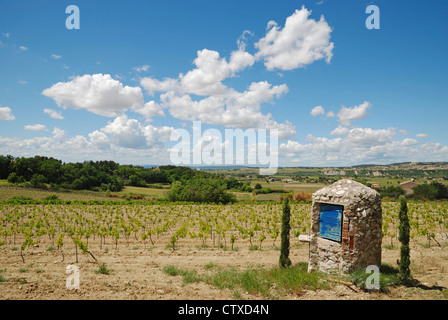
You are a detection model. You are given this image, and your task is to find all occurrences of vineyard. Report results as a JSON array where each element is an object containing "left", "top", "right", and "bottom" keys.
[
  {"left": 1, "top": 200, "right": 448, "bottom": 300},
  {"left": 1, "top": 201, "right": 448, "bottom": 262}
]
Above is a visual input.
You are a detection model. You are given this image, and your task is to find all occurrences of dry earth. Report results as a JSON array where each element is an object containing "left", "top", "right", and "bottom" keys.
[{"left": 0, "top": 234, "right": 447, "bottom": 301}]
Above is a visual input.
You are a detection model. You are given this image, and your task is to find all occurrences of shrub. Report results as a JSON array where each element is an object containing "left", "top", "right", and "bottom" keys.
[
  {"left": 95, "top": 263, "right": 111, "bottom": 275},
  {"left": 43, "top": 194, "right": 60, "bottom": 201},
  {"left": 7, "top": 172, "right": 25, "bottom": 184},
  {"left": 167, "top": 178, "right": 236, "bottom": 204},
  {"left": 253, "top": 187, "right": 272, "bottom": 195},
  {"left": 380, "top": 185, "right": 405, "bottom": 198},
  {"left": 412, "top": 183, "right": 438, "bottom": 200},
  {"left": 30, "top": 174, "right": 47, "bottom": 188},
  {"left": 293, "top": 192, "right": 312, "bottom": 202}
]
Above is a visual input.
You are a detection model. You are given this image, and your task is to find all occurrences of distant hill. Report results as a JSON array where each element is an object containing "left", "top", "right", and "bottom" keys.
[{"left": 192, "top": 162, "right": 448, "bottom": 180}]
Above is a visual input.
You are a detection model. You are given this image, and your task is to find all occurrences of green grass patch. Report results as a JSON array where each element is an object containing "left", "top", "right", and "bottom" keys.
[
  {"left": 162, "top": 264, "right": 201, "bottom": 284},
  {"left": 95, "top": 263, "right": 111, "bottom": 275},
  {"left": 162, "top": 262, "right": 404, "bottom": 298},
  {"left": 206, "top": 262, "right": 328, "bottom": 298},
  {"left": 348, "top": 263, "right": 400, "bottom": 292}
]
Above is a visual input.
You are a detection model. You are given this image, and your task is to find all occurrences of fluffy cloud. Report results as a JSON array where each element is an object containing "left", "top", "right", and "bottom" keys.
[
  {"left": 24, "top": 124, "right": 48, "bottom": 131},
  {"left": 100, "top": 115, "right": 174, "bottom": 149},
  {"left": 43, "top": 108, "right": 64, "bottom": 119},
  {"left": 42, "top": 74, "right": 144, "bottom": 117},
  {"left": 132, "top": 101, "right": 165, "bottom": 119},
  {"left": 0, "top": 106, "right": 15, "bottom": 120},
  {"left": 140, "top": 77, "right": 180, "bottom": 96},
  {"left": 0, "top": 122, "right": 174, "bottom": 165},
  {"left": 255, "top": 6, "right": 334, "bottom": 71},
  {"left": 139, "top": 45, "right": 293, "bottom": 137},
  {"left": 337, "top": 101, "right": 371, "bottom": 126},
  {"left": 180, "top": 48, "right": 255, "bottom": 96},
  {"left": 88, "top": 130, "right": 110, "bottom": 150},
  {"left": 101, "top": 116, "right": 148, "bottom": 148},
  {"left": 330, "top": 126, "right": 396, "bottom": 144},
  {"left": 135, "top": 7, "right": 331, "bottom": 140},
  {"left": 310, "top": 105, "right": 325, "bottom": 117},
  {"left": 280, "top": 125, "right": 448, "bottom": 166},
  {"left": 159, "top": 80, "right": 294, "bottom": 139},
  {"left": 137, "top": 6, "right": 336, "bottom": 139},
  {"left": 0, "top": 128, "right": 83, "bottom": 160}
]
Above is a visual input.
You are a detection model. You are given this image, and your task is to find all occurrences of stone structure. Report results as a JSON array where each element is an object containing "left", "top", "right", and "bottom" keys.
[{"left": 304, "top": 179, "right": 382, "bottom": 274}]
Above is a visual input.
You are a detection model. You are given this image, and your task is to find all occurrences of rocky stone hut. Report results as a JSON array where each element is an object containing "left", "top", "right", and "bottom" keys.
[{"left": 302, "top": 179, "right": 382, "bottom": 274}]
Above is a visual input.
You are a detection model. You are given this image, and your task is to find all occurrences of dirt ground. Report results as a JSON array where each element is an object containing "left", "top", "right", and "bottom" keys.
[{"left": 0, "top": 235, "right": 447, "bottom": 301}]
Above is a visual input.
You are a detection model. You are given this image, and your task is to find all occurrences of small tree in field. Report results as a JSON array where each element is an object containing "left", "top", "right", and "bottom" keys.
[
  {"left": 279, "top": 197, "right": 292, "bottom": 268},
  {"left": 398, "top": 196, "right": 412, "bottom": 284}
]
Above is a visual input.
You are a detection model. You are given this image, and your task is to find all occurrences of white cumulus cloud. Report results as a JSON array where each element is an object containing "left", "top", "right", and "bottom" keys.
[
  {"left": 337, "top": 101, "right": 372, "bottom": 126},
  {"left": 254, "top": 6, "right": 334, "bottom": 71},
  {"left": 310, "top": 105, "right": 325, "bottom": 117},
  {"left": 24, "top": 124, "right": 48, "bottom": 132},
  {"left": 100, "top": 115, "right": 174, "bottom": 149},
  {"left": 42, "top": 74, "right": 144, "bottom": 117},
  {"left": 43, "top": 108, "right": 64, "bottom": 119},
  {"left": 0, "top": 106, "right": 15, "bottom": 120}
]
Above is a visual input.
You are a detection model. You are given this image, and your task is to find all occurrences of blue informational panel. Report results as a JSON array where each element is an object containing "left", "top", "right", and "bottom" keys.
[{"left": 319, "top": 204, "right": 343, "bottom": 242}]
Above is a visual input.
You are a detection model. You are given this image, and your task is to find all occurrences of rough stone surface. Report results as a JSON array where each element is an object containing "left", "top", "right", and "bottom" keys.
[{"left": 308, "top": 179, "right": 382, "bottom": 275}]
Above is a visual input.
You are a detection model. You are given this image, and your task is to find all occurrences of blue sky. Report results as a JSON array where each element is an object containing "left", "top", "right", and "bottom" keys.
[{"left": 0, "top": 0, "right": 447, "bottom": 167}]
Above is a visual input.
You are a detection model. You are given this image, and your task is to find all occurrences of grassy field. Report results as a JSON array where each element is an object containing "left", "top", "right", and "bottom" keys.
[
  {"left": 0, "top": 180, "right": 322, "bottom": 202},
  {"left": 0, "top": 180, "right": 170, "bottom": 202}
]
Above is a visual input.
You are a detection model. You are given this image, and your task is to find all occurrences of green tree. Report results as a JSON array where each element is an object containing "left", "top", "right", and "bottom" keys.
[
  {"left": 397, "top": 196, "right": 412, "bottom": 284},
  {"left": 167, "top": 178, "right": 236, "bottom": 204},
  {"left": 430, "top": 181, "right": 448, "bottom": 200},
  {"left": 380, "top": 185, "right": 405, "bottom": 198},
  {"left": 412, "top": 183, "right": 438, "bottom": 200},
  {"left": 0, "top": 155, "right": 13, "bottom": 179},
  {"left": 7, "top": 172, "right": 22, "bottom": 183},
  {"left": 30, "top": 173, "right": 47, "bottom": 188},
  {"left": 40, "top": 159, "right": 63, "bottom": 184},
  {"left": 279, "top": 197, "right": 292, "bottom": 268}
]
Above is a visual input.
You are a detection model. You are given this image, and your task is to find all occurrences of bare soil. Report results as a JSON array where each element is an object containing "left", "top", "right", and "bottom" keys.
[{"left": 0, "top": 234, "right": 447, "bottom": 301}]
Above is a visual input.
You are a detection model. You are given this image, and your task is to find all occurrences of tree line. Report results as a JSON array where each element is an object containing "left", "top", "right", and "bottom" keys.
[
  {"left": 0, "top": 155, "right": 239, "bottom": 204},
  {"left": 379, "top": 182, "right": 448, "bottom": 200}
]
